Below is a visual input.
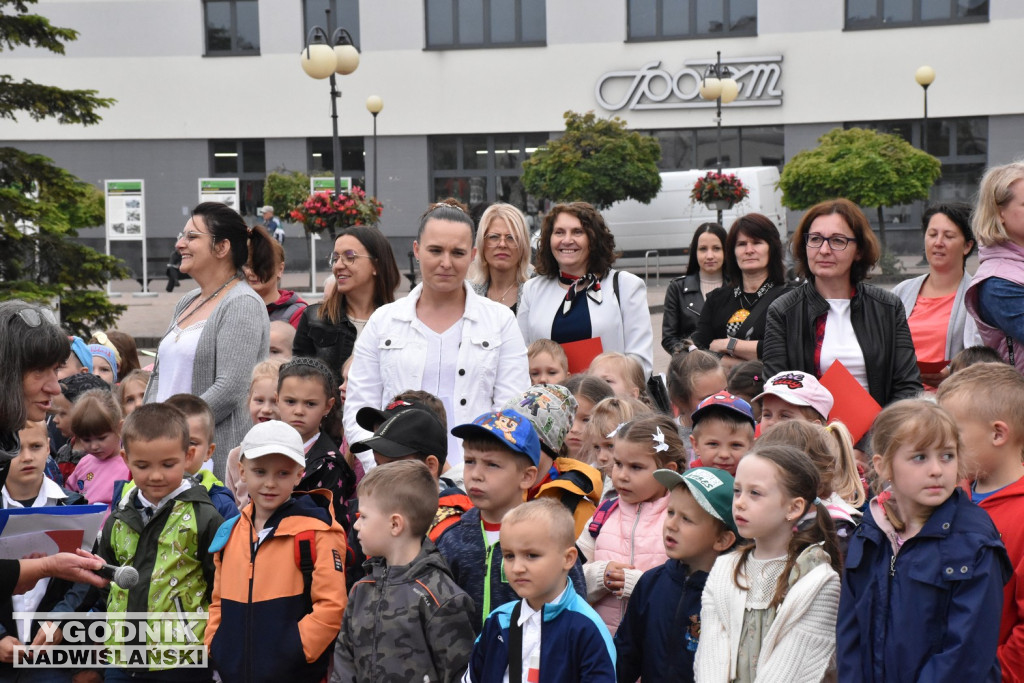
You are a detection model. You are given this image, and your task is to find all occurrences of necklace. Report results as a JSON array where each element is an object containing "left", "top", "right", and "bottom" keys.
[
  {"left": 174, "top": 274, "right": 238, "bottom": 341},
  {"left": 493, "top": 282, "right": 516, "bottom": 304}
]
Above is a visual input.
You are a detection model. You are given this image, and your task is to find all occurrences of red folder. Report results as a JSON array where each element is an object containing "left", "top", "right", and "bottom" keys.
[
  {"left": 560, "top": 338, "right": 604, "bottom": 375},
  {"left": 819, "top": 361, "right": 882, "bottom": 443}
]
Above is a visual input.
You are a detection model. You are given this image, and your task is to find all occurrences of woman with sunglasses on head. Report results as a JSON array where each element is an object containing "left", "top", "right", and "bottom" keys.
[
  {"left": 293, "top": 226, "right": 401, "bottom": 381},
  {"left": 0, "top": 301, "right": 109, "bottom": 593},
  {"left": 145, "top": 202, "right": 275, "bottom": 478},
  {"left": 468, "top": 203, "right": 532, "bottom": 314},
  {"left": 763, "top": 198, "right": 922, "bottom": 408},
  {"left": 343, "top": 199, "right": 529, "bottom": 473}
]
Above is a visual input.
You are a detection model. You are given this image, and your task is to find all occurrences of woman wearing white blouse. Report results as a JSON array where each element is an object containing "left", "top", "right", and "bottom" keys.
[
  {"left": 343, "top": 199, "right": 529, "bottom": 472},
  {"left": 762, "top": 198, "right": 921, "bottom": 408}
]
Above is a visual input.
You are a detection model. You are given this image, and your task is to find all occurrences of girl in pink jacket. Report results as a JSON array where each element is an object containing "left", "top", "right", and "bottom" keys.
[{"left": 577, "top": 415, "right": 687, "bottom": 634}]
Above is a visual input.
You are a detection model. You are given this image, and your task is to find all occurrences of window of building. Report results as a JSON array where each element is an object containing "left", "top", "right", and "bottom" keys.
[
  {"left": 425, "top": 0, "right": 546, "bottom": 49},
  {"left": 845, "top": 0, "right": 987, "bottom": 30},
  {"left": 307, "top": 137, "right": 366, "bottom": 188},
  {"left": 644, "top": 126, "right": 783, "bottom": 171},
  {"left": 209, "top": 139, "right": 266, "bottom": 215},
  {"left": 430, "top": 133, "right": 548, "bottom": 221},
  {"left": 845, "top": 117, "right": 987, "bottom": 235},
  {"left": 628, "top": 0, "right": 756, "bottom": 41},
  {"left": 204, "top": 0, "right": 260, "bottom": 56},
  {"left": 303, "top": 0, "right": 360, "bottom": 49}
]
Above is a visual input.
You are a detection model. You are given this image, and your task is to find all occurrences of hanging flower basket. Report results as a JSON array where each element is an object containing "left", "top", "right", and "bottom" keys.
[
  {"left": 690, "top": 171, "right": 749, "bottom": 209},
  {"left": 288, "top": 186, "right": 382, "bottom": 236}
]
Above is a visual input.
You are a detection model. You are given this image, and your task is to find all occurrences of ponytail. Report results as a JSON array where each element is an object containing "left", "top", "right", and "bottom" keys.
[
  {"left": 246, "top": 223, "right": 277, "bottom": 283},
  {"left": 825, "top": 421, "right": 866, "bottom": 508}
]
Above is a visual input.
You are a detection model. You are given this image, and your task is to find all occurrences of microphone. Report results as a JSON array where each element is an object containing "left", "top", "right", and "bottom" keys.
[{"left": 93, "top": 563, "right": 140, "bottom": 589}]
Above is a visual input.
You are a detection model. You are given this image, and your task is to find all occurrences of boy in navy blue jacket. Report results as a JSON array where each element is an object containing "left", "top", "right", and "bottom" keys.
[
  {"left": 463, "top": 499, "right": 614, "bottom": 683},
  {"left": 615, "top": 467, "right": 738, "bottom": 683}
]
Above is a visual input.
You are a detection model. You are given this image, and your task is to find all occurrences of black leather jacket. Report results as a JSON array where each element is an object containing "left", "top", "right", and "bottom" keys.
[
  {"left": 762, "top": 281, "right": 922, "bottom": 407},
  {"left": 661, "top": 274, "right": 706, "bottom": 354},
  {"left": 292, "top": 302, "right": 357, "bottom": 381}
]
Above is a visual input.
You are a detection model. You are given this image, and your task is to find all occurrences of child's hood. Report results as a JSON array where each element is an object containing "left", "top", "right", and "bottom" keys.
[
  {"left": 366, "top": 537, "right": 455, "bottom": 584},
  {"left": 258, "top": 488, "right": 338, "bottom": 536}
]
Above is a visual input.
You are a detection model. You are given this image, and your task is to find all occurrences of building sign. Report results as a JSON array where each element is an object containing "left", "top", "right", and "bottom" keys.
[
  {"left": 310, "top": 176, "right": 352, "bottom": 194},
  {"left": 595, "top": 56, "right": 783, "bottom": 112}
]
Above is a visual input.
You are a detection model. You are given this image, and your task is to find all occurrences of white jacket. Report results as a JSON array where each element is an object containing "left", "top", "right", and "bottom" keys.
[
  {"left": 695, "top": 546, "right": 840, "bottom": 683},
  {"left": 343, "top": 282, "right": 529, "bottom": 472},
  {"left": 517, "top": 269, "right": 655, "bottom": 378}
]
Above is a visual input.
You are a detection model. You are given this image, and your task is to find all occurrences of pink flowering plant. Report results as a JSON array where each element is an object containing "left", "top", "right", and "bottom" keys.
[
  {"left": 289, "top": 186, "right": 382, "bottom": 236},
  {"left": 689, "top": 172, "right": 750, "bottom": 205}
]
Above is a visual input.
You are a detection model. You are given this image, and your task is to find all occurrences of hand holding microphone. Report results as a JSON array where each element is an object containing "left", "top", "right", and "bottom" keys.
[{"left": 92, "top": 563, "right": 140, "bottom": 589}]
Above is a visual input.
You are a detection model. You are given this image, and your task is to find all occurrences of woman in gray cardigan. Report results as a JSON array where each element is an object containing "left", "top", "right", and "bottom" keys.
[
  {"left": 145, "top": 202, "right": 273, "bottom": 477},
  {"left": 892, "top": 202, "right": 981, "bottom": 387}
]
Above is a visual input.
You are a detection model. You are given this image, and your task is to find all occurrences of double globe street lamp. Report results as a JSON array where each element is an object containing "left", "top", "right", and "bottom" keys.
[
  {"left": 699, "top": 51, "right": 740, "bottom": 224},
  {"left": 300, "top": 9, "right": 359, "bottom": 201}
]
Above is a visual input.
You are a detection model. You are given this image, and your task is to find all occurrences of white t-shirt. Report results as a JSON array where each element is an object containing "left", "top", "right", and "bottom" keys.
[
  {"left": 820, "top": 298, "right": 869, "bottom": 392},
  {"left": 155, "top": 321, "right": 205, "bottom": 401}
]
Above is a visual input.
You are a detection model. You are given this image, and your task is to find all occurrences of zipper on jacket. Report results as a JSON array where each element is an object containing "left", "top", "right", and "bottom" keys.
[
  {"left": 245, "top": 530, "right": 257, "bottom": 682},
  {"left": 889, "top": 553, "right": 897, "bottom": 577},
  {"left": 372, "top": 567, "right": 388, "bottom": 674}
]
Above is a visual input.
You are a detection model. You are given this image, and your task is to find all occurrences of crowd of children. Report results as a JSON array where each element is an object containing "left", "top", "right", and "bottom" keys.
[{"left": 6, "top": 282, "right": 1024, "bottom": 683}]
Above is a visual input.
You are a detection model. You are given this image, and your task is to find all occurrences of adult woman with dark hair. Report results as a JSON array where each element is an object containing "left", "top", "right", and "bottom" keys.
[
  {"left": 892, "top": 202, "right": 979, "bottom": 387},
  {"left": 468, "top": 203, "right": 532, "bottom": 314},
  {"left": 689, "top": 213, "right": 789, "bottom": 369},
  {"left": 965, "top": 162, "right": 1024, "bottom": 374},
  {"left": 145, "top": 202, "right": 274, "bottom": 477},
  {"left": 517, "top": 201, "right": 654, "bottom": 377},
  {"left": 344, "top": 199, "right": 529, "bottom": 472},
  {"left": 763, "top": 198, "right": 921, "bottom": 407},
  {"left": 0, "top": 301, "right": 108, "bottom": 593},
  {"left": 661, "top": 222, "right": 727, "bottom": 354},
  {"left": 293, "top": 226, "right": 400, "bottom": 379},
  {"left": 243, "top": 238, "right": 308, "bottom": 328}
]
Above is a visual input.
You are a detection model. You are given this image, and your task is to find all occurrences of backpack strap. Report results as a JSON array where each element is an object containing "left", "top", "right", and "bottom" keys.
[
  {"left": 294, "top": 529, "right": 317, "bottom": 615},
  {"left": 612, "top": 269, "right": 621, "bottom": 305},
  {"left": 428, "top": 492, "right": 474, "bottom": 543},
  {"left": 508, "top": 601, "right": 524, "bottom": 683},
  {"left": 587, "top": 498, "right": 619, "bottom": 539}
]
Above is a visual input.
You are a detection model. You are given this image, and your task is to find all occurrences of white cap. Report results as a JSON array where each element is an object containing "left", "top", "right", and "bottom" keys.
[
  {"left": 240, "top": 420, "right": 305, "bottom": 467},
  {"left": 752, "top": 371, "right": 834, "bottom": 421}
]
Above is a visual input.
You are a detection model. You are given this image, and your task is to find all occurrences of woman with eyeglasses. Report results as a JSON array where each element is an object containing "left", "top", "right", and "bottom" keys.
[
  {"left": 689, "top": 214, "right": 789, "bottom": 370},
  {"left": 344, "top": 199, "right": 529, "bottom": 472},
  {"left": 242, "top": 238, "right": 308, "bottom": 328},
  {"left": 293, "top": 226, "right": 401, "bottom": 382},
  {"left": 763, "top": 198, "right": 922, "bottom": 407},
  {"left": 468, "top": 203, "right": 532, "bottom": 314},
  {"left": 0, "top": 301, "right": 110, "bottom": 593},
  {"left": 145, "top": 202, "right": 275, "bottom": 477}
]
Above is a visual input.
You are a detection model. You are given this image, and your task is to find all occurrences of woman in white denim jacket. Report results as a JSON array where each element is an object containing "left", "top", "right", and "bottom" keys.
[{"left": 343, "top": 199, "right": 529, "bottom": 473}]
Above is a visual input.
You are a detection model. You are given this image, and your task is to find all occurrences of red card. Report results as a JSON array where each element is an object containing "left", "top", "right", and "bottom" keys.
[
  {"left": 560, "top": 337, "right": 604, "bottom": 375},
  {"left": 819, "top": 361, "right": 882, "bottom": 443},
  {"left": 917, "top": 360, "right": 948, "bottom": 375}
]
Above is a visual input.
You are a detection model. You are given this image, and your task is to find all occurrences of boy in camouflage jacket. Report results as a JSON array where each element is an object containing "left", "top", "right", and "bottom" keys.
[{"left": 331, "top": 461, "right": 476, "bottom": 683}]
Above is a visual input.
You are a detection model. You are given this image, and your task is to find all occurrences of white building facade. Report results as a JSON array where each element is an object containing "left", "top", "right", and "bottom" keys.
[{"left": 3, "top": 0, "right": 1023, "bottom": 268}]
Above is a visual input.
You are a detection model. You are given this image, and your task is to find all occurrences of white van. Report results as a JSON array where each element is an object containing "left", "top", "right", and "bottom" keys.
[{"left": 601, "top": 166, "right": 787, "bottom": 271}]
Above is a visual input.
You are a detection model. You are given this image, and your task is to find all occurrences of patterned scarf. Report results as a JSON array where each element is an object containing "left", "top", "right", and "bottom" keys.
[{"left": 558, "top": 272, "right": 602, "bottom": 315}]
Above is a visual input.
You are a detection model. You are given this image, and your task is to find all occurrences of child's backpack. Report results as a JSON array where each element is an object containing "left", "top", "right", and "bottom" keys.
[{"left": 587, "top": 498, "right": 619, "bottom": 538}]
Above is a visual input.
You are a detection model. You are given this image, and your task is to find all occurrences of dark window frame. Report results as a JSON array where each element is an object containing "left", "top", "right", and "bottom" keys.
[
  {"left": 424, "top": 0, "right": 547, "bottom": 50},
  {"left": 302, "top": 0, "right": 361, "bottom": 50},
  {"left": 208, "top": 139, "right": 266, "bottom": 216},
  {"left": 844, "top": 0, "right": 988, "bottom": 31},
  {"left": 306, "top": 137, "right": 367, "bottom": 189},
  {"left": 626, "top": 0, "right": 757, "bottom": 42},
  {"left": 429, "top": 133, "right": 548, "bottom": 211},
  {"left": 203, "top": 0, "right": 261, "bottom": 57}
]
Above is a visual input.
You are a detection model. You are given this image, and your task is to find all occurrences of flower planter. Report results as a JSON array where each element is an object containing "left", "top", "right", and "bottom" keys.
[{"left": 707, "top": 199, "right": 734, "bottom": 211}]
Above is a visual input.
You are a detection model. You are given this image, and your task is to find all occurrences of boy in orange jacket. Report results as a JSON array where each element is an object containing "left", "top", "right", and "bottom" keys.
[{"left": 205, "top": 420, "right": 347, "bottom": 683}]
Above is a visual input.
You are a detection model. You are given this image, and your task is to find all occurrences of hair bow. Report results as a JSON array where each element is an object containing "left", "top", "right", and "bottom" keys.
[{"left": 651, "top": 427, "right": 669, "bottom": 453}]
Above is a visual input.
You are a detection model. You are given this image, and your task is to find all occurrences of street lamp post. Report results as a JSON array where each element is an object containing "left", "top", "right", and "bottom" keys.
[
  {"left": 366, "top": 95, "right": 383, "bottom": 198},
  {"left": 915, "top": 65, "right": 936, "bottom": 153},
  {"left": 699, "top": 51, "right": 739, "bottom": 225},
  {"left": 301, "top": 8, "right": 360, "bottom": 202}
]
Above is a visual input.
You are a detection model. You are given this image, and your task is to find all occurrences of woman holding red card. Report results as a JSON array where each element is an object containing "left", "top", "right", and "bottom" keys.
[
  {"left": 762, "top": 198, "right": 921, "bottom": 408},
  {"left": 517, "top": 202, "right": 654, "bottom": 377}
]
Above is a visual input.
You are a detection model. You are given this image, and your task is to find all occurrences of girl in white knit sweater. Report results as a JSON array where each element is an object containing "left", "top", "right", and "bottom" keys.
[{"left": 695, "top": 444, "right": 842, "bottom": 682}]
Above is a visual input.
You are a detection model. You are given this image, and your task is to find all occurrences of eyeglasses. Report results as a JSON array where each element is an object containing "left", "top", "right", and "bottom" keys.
[
  {"left": 805, "top": 233, "right": 855, "bottom": 251},
  {"left": 484, "top": 233, "right": 517, "bottom": 247},
  {"left": 328, "top": 250, "right": 375, "bottom": 268},
  {"left": 177, "top": 229, "right": 211, "bottom": 243},
  {"left": 15, "top": 306, "right": 58, "bottom": 328}
]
